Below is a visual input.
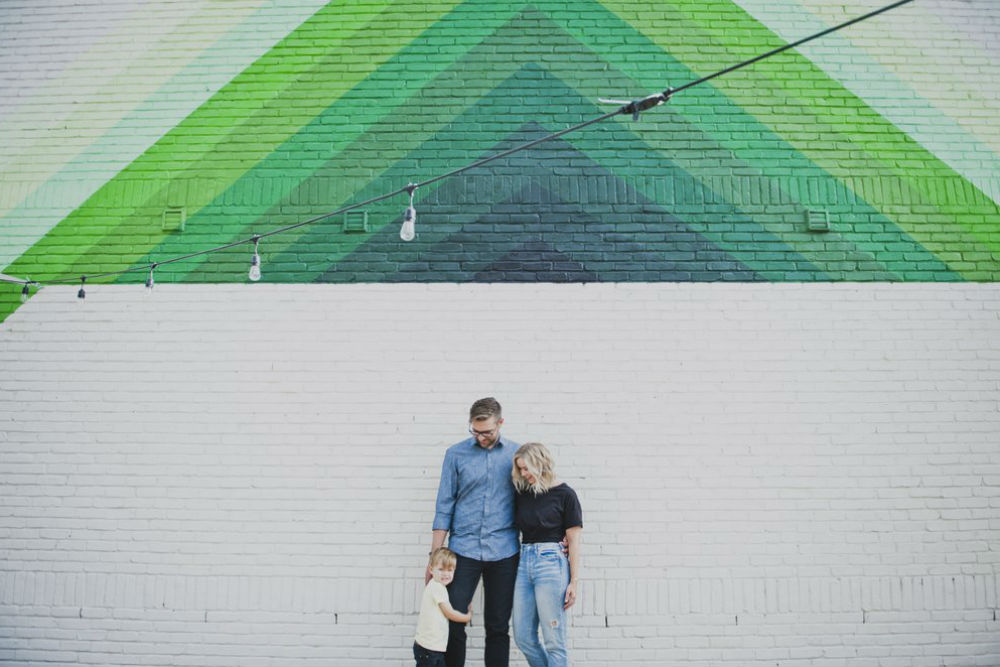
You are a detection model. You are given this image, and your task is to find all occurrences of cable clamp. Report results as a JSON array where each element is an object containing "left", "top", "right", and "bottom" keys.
[{"left": 600, "top": 90, "right": 672, "bottom": 120}]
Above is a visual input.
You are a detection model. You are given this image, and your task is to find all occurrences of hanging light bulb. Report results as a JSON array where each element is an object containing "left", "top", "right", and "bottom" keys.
[
  {"left": 20, "top": 281, "right": 30, "bottom": 303},
  {"left": 144, "top": 264, "right": 156, "bottom": 296},
  {"left": 248, "top": 237, "right": 262, "bottom": 282},
  {"left": 400, "top": 183, "right": 417, "bottom": 242},
  {"left": 77, "top": 276, "right": 86, "bottom": 300}
]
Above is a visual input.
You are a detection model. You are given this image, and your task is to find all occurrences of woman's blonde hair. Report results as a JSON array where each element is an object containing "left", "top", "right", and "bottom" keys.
[{"left": 512, "top": 442, "right": 557, "bottom": 495}]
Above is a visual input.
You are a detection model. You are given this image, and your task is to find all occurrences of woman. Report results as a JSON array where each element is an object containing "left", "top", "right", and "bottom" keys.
[{"left": 511, "top": 442, "right": 583, "bottom": 667}]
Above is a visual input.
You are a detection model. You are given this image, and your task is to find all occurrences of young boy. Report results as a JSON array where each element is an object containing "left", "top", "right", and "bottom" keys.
[{"left": 415, "top": 547, "right": 472, "bottom": 667}]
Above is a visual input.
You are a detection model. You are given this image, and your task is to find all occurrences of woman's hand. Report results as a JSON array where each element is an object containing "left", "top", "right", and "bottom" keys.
[
  {"left": 563, "top": 526, "right": 582, "bottom": 609},
  {"left": 563, "top": 581, "right": 577, "bottom": 610}
]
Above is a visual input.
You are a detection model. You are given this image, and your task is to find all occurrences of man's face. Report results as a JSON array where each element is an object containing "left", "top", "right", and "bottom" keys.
[{"left": 469, "top": 416, "right": 502, "bottom": 448}]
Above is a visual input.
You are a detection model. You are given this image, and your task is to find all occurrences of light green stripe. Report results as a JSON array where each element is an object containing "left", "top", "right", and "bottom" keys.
[
  {"left": 0, "top": 0, "right": 330, "bottom": 268},
  {"left": 597, "top": 0, "right": 1000, "bottom": 272},
  {"left": 731, "top": 0, "right": 1000, "bottom": 204},
  {"left": 5, "top": 0, "right": 448, "bottom": 280}
]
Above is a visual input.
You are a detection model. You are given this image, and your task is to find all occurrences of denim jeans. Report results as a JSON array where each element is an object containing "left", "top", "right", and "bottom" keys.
[
  {"left": 512, "top": 543, "right": 570, "bottom": 667},
  {"left": 446, "top": 552, "right": 519, "bottom": 667},
  {"left": 413, "top": 642, "right": 446, "bottom": 667}
]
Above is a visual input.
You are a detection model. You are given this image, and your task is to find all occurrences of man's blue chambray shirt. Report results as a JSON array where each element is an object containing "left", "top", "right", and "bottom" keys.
[{"left": 433, "top": 435, "right": 520, "bottom": 562}]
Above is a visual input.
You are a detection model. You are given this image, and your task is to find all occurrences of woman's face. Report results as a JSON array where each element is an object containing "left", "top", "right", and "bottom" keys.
[{"left": 516, "top": 458, "right": 536, "bottom": 485}]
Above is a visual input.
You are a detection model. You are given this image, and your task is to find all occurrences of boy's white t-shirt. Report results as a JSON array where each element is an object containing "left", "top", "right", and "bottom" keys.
[{"left": 414, "top": 579, "right": 451, "bottom": 652}]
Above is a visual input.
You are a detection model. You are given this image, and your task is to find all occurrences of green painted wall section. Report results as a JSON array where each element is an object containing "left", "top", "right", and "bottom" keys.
[
  {"left": 3, "top": 0, "right": 999, "bottom": 319},
  {"left": 0, "top": 1, "right": 334, "bottom": 268}
]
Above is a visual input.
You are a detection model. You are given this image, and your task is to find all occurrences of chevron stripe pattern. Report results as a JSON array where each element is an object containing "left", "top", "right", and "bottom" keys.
[{"left": 2, "top": 0, "right": 998, "bottom": 321}]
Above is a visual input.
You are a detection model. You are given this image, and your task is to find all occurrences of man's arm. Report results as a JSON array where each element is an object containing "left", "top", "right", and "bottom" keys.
[
  {"left": 427, "top": 451, "right": 457, "bottom": 583},
  {"left": 430, "top": 530, "right": 447, "bottom": 552},
  {"left": 425, "top": 529, "right": 448, "bottom": 584}
]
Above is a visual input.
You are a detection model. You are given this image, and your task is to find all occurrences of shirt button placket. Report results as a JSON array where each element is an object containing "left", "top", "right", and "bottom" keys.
[{"left": 483, "top": 447, "right": 491, "bottom": 559}]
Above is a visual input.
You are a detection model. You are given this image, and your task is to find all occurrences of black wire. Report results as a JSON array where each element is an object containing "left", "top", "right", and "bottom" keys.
[
  {"left": 0, "top": 275, "right": 37, "bottom": 286},
  {"left": 28, "top": 0, "right": 915, "bottom": 288},
  {"left": 669, "top": 0, "right": 915, "bottom": 96}
]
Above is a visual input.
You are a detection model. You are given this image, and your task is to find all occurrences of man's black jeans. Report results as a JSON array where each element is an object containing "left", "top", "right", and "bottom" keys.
[{"left": 445, "top": 552, "right": 518, "bottom": 667}]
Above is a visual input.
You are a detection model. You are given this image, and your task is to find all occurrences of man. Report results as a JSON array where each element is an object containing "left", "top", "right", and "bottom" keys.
[{"left": 427, "top": 397, "right": 519, "bottom": 667}]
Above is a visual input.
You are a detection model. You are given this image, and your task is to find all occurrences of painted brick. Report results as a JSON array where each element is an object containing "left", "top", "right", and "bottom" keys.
[
  {"left": 2, "top": 1, "right": 1000, "bottom": 326},
  {"left": 0, "top": 283, "right": 998, "bottom": 665}
]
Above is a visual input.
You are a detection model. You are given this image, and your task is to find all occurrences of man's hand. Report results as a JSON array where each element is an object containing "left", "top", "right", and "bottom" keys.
[{"left": 559, "top": 535, "right": 569, "bottom": 555}]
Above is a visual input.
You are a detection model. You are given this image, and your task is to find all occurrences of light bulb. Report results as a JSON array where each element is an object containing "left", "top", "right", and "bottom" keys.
[
  {"left": 248, "top": 255, "right": 261, "bottom": 281},
  {"left": 144, "top": 265, "right": 155, "bottom": 296},
  {"left": 249, "top": 238, "right": 262, "bottom": 281},
  {"left": 400, "top": 184, "right": 417, "bottom": 242},
  {"left": 77, "top": 277, "right": 86, "bottom": 300},
  {"left": 400, "top": 206, "right": 416, "bottom": 242},
  {"left": 20, "top": 283, "right": 29, "bottom": 303}
]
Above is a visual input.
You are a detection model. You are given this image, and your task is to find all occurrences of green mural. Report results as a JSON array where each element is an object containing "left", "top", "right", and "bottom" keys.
[{"left": 3, "top": 0, "right": 999, "bottom": 320}]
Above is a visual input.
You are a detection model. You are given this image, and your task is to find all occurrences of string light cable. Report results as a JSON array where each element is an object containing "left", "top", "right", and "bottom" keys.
[
  {"left": 9, "top": 0, "right": 915, "bottom": 296},
  {"left": 0, "top": 273, "right": 40, "bottom": 303}
]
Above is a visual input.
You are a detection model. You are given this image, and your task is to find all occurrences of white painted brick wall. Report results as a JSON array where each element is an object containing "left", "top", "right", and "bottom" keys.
[{"left": 1, "top": 283, "right": 998, "bottom": 666}]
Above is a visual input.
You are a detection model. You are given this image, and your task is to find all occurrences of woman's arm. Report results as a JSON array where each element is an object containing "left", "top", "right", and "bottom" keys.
[{"left": 564, "top": 525, "right": 582, "bottom": 609}]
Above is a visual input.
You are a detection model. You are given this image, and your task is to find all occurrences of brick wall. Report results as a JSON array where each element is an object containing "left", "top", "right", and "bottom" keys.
[
  {"left": 1, "top": 283, "right": 998, "bottom": 665},
  {"left": 0, "top": 0, "right": 330, "bottom": 269},
  {"left": 2, "top": 0, "right": 999, "bottom": 325}
]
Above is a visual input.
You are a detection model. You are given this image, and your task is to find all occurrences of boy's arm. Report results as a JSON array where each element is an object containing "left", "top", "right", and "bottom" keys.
[{"left": 438, "top": 600, "right": 472, "bottom": 624}]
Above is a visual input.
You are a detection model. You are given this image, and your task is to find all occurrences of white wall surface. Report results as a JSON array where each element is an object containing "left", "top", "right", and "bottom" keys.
[{"left": 1, "top": 283, "right": 999, "bottom": 666}]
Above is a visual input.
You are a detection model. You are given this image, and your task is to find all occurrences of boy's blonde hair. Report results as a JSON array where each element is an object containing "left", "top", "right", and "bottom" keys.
[{"left": 429, "top": 547, "right": 458, "bottom": 570}]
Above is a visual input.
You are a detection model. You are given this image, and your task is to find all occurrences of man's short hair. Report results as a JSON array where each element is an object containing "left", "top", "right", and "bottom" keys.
[{"left": 469, "top": 397, "right": 502, "bottom": 422}]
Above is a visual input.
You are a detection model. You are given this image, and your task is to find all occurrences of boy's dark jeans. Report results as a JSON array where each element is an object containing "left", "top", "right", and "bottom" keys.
[
  {"left": 445, "top": 552, "right": 519, "bottom": 667},
  {"left": 413, "top": 642, "right": 446, "bottom": 667}
]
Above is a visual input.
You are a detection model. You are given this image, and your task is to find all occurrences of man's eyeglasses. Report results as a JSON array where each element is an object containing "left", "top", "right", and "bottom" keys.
[{"left": 468, "top": 425, "right": 498, "bottom": 439}]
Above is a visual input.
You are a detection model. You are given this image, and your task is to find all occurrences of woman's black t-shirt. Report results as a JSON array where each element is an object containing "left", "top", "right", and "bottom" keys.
[{"left": 515, "top": 483, "right": 583, "bottom": 544}]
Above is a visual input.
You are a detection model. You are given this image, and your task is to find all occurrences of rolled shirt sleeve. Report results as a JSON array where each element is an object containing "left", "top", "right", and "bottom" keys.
[{"left": 433, "top": 450, "right": 457, "bottom": 531}]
